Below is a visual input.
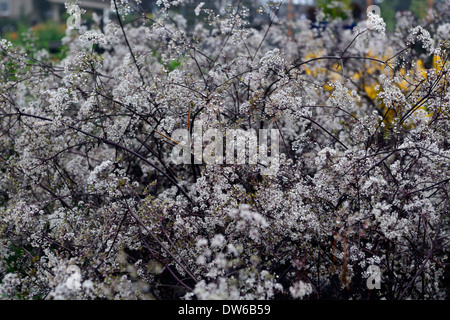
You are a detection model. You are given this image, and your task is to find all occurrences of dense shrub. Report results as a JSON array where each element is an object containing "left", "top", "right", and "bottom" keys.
[{"left": 0, "top": 0, "right": 449, "bottom": 300}]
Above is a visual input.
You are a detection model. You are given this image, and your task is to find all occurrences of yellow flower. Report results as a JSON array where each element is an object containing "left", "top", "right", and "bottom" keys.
[{"left": 433, "top": 54, "right": 444, "bottom": 71}]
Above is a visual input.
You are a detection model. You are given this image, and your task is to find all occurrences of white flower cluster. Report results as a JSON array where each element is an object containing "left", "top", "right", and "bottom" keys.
[
  {"left": 367, "top": 12, "right": 386, "bottom": 37},
  {"left": 156, "top": 0, "right": 185, "bottom": 9},
  {"left": 0, "top": 273, "right": 21, "bottom": 299},
  {"left": 407, "top": 26, "right": 436, "bottom": 54},
  {"left": 289, "top": 280, "right": 313, "bottom": 299},
  {"left": 194, "top": 2, "right": 204, "bottom": 16},
  {"left": 47, "top": 264, "right": 93, "bottom": 300},
  {"left": 259, "top": 48, "right": 287, "bottom": 76},
  {"left": 87, "top": 160, "right": 113, "bottom": 186},
  {"left": 65, "top": 2, "right": 85, "bottom": 17},
  {"left": 436, "top": 23, "right": 450, "bottom": 40}
]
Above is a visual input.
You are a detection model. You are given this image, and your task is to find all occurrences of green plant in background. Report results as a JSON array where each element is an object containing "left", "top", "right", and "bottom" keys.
[
  {"left": 317, "top": 0, "right": 352, "bottom": 20},
  {"left": 3, "top": 20, "right": 67, "bottom": 61}
]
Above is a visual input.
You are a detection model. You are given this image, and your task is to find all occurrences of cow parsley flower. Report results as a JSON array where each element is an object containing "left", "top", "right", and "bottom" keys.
[
  {"left": 289, "top": 280, "right": 313, "bottom": 299},
  {"left": 156, "top": 0, "right": 184, "bottom": 9},
  {"left": 79, "top": 31, "right": 107, "bottom": 45},
  {"left": 0, "top": 273, "right": 21, "bottom": 299},
  {"left": 211, "top": 234, "right": 226, "bottom": 249},
  {"left": 65, "top": 265, "right": 82, "bottom": 290},
  {"left": 87, "top": 160, "right": 113, "bottom": 186},
  {"left": 65, "top": 2, "right": 85, "bottom": 17},
  {"left": 259, "top": 48, "right": 286, "bottom": 76},
  {"left": 367, "top": 12, "right": 386, "bottom": 37}
]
